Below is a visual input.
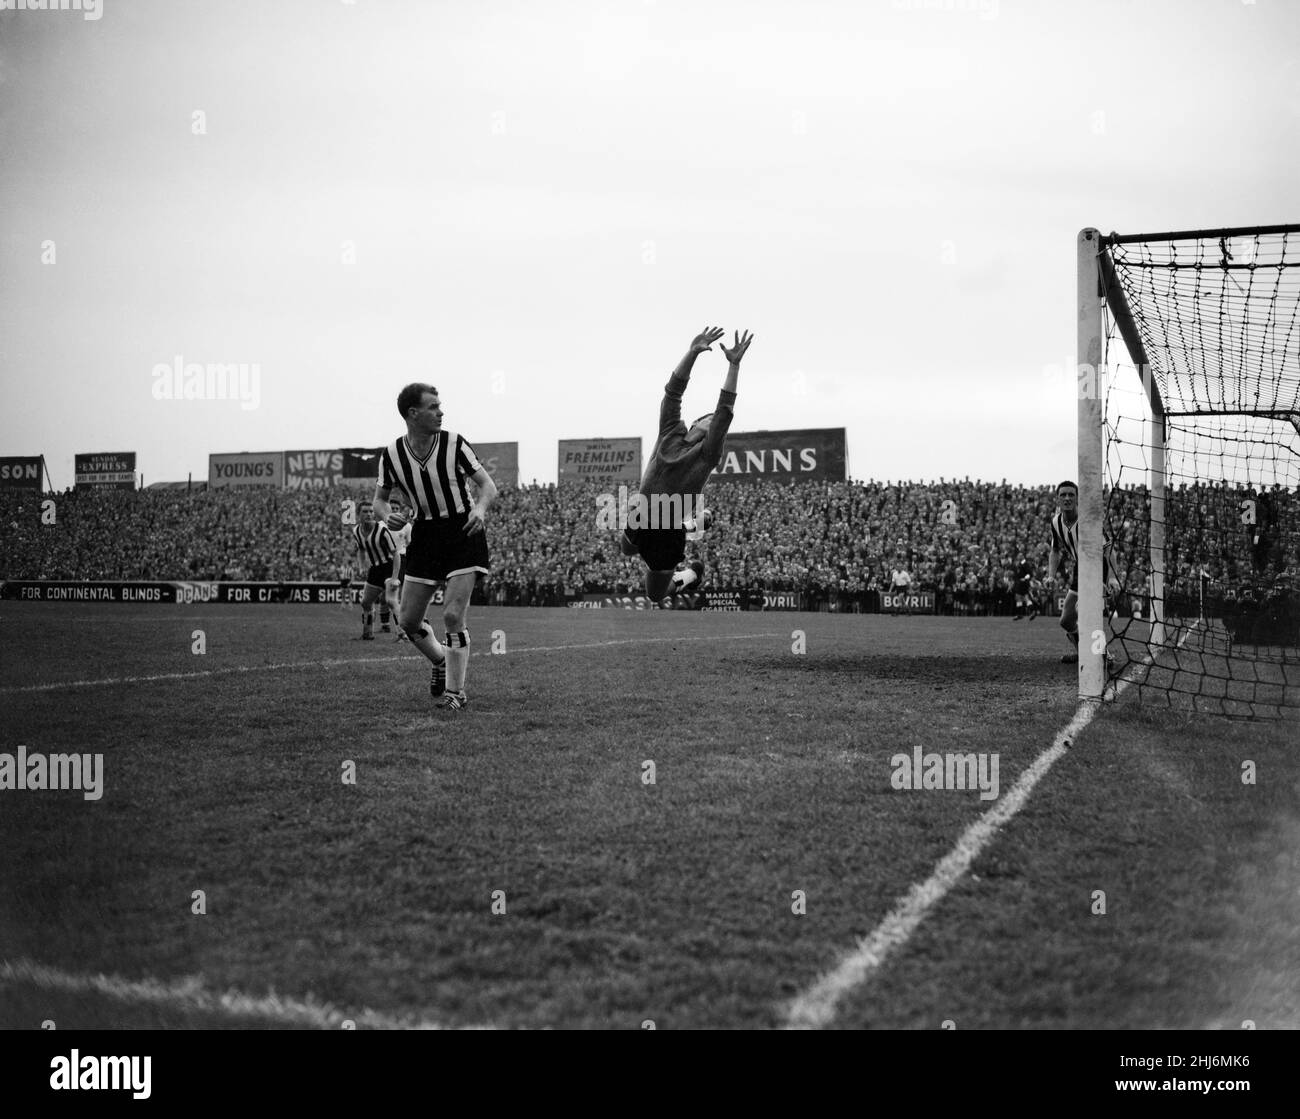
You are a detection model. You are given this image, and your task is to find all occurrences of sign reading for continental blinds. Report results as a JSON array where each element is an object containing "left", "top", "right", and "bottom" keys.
[
  {"left": 712, "top": 428, "right": 846, "bottom": 484},
  {"left": 74, "top": 452, "right": 136, "bottom": 490},
  {"left": 473, "top": 443, "right": 519, "bottom": 489},
  {"left": 558, "top": 438, "right": 641, "bottom": 488},
  {"left": 208, "top": 452, "right": 284, "bottom": 489},
  {"left": 0, "top": 456, "right": 43, "bottom": 489}
]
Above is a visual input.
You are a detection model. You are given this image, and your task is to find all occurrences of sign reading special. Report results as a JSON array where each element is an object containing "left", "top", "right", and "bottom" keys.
[
  {"left": 558, "top": 437, "right": 641, "bottom": 488},
  {"left": 74, "top": 452, "right": 136, "bottom": 490},
  {"left": 284, "top": 449, "right": 346, "bottom": 490},
  {"left": 711, "top": 428, "right": 846, "bottom": 484},
  {"left": 0, "top": 456, "right": 44, "bottom": 490},
  {"left": 208, "top": 452, "right": 284, "bottom": 489},
  {"left": 473, "top": 442, "right": 519, "bottom": 489}
]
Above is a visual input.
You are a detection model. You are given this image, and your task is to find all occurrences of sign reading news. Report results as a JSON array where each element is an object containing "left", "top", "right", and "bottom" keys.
[{"left": 712, "top": 428, "right": 846, "bottom": 484}]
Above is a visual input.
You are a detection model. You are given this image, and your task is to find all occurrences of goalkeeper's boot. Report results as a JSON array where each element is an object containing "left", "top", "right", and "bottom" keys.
[
  {"left": 429, "top": 657, "right": 447, "bottom": 698},
  {"left": 438, "top": 690, "right": 468, "bottom": 711}
]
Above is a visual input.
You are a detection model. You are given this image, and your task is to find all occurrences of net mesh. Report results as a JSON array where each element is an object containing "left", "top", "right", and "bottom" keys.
[{"left": 1101, "top": 228, "right": 1300, "bottom": 718}]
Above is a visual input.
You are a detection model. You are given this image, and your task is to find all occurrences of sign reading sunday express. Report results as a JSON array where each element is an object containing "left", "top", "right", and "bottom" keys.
[
  {"left": 558, "top": 438, "right": 641, "bottom": 488},
  {"left": 74, "top": 452, "right": 136, "bottom": 490}
]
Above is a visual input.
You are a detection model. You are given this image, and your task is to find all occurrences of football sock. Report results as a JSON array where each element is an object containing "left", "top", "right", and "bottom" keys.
[
  {"left": 1067, "top": 629, "right": 1079, "bottom": 646},
  {"left": 363, "top": 610, "right": 374, "bottom": 626},
  {"left": 445, "top": 630, "right": 470, "bottom": 692},
  {"left": 380, "top": 608, "right": 390, "bottom": 624},
  {"left": 410, "top": 621, "right": 445, "bottom": 664}
]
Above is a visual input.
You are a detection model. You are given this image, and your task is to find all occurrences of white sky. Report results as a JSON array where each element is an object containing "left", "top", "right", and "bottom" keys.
[{"left": 2, "top": 0, "right": 1297, "bottom": 489}]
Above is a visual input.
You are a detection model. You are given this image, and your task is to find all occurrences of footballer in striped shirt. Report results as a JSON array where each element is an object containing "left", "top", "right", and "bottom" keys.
[
  {"left": 1046, "top": 480, "right": 1120, "bottom": 664},
  {"left": 351, "top": 503, "right": 397, "bottom": 640},
  {"left": 372, "top": 383, "right": 498, "bottom": 711}
]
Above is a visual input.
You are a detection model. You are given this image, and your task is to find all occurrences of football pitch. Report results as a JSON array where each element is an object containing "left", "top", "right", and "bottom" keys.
[{"left": 1, "top": 603, "right": 1297, "bottom": 1030}]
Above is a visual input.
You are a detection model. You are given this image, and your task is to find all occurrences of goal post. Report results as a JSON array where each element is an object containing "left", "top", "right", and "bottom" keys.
[
  {"left": 1077, "top": 229, "right": 1107, "bottom": 701},
  {"left": 1078, "top": 223, "right": 1300, "bottom": 717}
]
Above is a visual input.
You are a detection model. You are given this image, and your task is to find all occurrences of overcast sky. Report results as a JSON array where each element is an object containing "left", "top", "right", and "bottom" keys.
[{"left": 2, "top": 0, "right": 1296, "bottom": 490}]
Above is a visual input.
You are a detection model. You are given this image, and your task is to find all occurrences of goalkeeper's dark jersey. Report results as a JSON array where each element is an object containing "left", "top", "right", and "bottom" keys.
[{"left": 636, "top": 373, "right": 737, "bottom": 503}]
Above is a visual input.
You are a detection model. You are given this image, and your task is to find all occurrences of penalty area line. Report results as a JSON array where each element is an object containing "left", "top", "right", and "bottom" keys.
[
  {"left": 0, "top": 958, "right": 466, "bottom": 1031},
  {"left": 784, "top": 626, "right": 1196, "bottom": 1030},
  {"left": 0, "top": 632, "right": 783, "bottom": 694}
]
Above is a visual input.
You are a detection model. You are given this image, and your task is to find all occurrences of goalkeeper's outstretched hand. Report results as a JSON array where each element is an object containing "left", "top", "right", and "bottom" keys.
[
  {"left": 721, "top": 329, "right": 754, "bottom": 365},
  {"left": 690, "top": 326, "right": 725, "bottom": 354}
]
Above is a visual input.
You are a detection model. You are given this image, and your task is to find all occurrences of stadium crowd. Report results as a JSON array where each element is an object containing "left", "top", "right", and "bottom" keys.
[{"left": 2, "top": 478, "right": 1295, "bottom": 613}]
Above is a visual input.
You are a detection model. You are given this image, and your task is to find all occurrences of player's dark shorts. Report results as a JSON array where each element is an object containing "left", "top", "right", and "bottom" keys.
[
  {"left": 624, "top": 526, "right": 686, "bottom": 572},
  {"left": 406, "top": 513, "right": 490, "bottom": 583},
  {"left": 364, "top": 560, "right": 394, "bottom": 589},
  {"left": 1013, "top": 578, "right": 1031, "bottom": 596}
]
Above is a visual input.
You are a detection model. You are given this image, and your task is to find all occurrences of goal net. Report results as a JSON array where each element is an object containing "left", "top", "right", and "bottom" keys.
[{"left": 1081, "top": 224, "right": 1300, "bottom": 718}]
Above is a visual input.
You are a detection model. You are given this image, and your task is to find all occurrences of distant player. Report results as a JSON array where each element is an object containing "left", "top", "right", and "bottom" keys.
[
  {"left": 373, "top": 383, "right": 497, "bottom": 711},
  {"left": 620, "top": 327, "right": 752, "bottom": 600},
  {"left": 350, "top": 502, "right": 397, "bottom": 640},
  {"left": 385, "top": 499, "right": 414, "bottom": 640},
  {"left": 1011, "top": 556, "right": 1037, "bottom": 620},
  {"left": 1046, "top": 480, "right": 1119, "bottom": 664}
]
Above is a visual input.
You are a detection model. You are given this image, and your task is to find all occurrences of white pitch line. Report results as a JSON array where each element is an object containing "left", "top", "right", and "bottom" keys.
[
  {"left": 784, "top": 626, "right": 1196, "bottom": 1030},
  {"left": 0, "top": 958, "right": 462, "bottom": 1030},
  {"left": 0, "top": 632, "right": 781, "bottom": 694}
]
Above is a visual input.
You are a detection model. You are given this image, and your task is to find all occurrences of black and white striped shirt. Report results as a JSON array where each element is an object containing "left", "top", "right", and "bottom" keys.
[
  {"left": 1050, "top": 511, "right": 1112, "bottom": 578},
  {"left": 352, "top": 522, "right": 396, "bottom": 566},
  {"left": 1049, "top": 511, "right": 1078, "bottom": 565},
  {"left": 380, "top": 433, "right": 485, "bottom": 520}
]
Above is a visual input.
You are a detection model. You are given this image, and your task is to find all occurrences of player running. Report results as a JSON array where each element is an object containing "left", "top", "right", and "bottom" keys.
[
  {"left": 373, "top": 383, "right": 497, "bottom": 711},
  {"left": 350, "top": 501, "right": 397, "bottom": 640},
  {"left": 620, "top": 326, "right": 753, "bottom": 600},
  {"left": 1046, "top": 480, "right": 1119, "bottom": 664}
]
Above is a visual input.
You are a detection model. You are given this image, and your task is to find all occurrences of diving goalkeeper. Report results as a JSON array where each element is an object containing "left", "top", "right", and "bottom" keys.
[{"left": 620, "top": 326, "right": 753, "bottom": 600}]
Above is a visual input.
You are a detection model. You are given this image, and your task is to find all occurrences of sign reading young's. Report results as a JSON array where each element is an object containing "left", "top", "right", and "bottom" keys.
[
  {"left": 712, "top": 428, "right": 846, "bottom": 484},
  {"left": 558, "top": 438, "right": 641, "bottom": 488},
  {"left": 75, "top": 452, "right": 136, "bottom": 490},
  {"left": 208, "top": 452, "right": 284, "bottom": 489}
]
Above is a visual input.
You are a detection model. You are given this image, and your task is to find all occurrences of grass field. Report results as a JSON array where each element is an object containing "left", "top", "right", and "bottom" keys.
[{"left": 1, "top": 602, "right": 1297, "bottom": 1030}]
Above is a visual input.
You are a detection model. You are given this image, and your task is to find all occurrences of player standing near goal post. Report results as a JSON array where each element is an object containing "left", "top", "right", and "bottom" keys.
[
  {"left": 620, "top": 326, "right": 753, "bottom": 600},
  {"left": 1046, "top": 480, "right": 1119, "bottom": 665},
  {"left": 373, "top": 383, "right": 498, "bottom": 711}
]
